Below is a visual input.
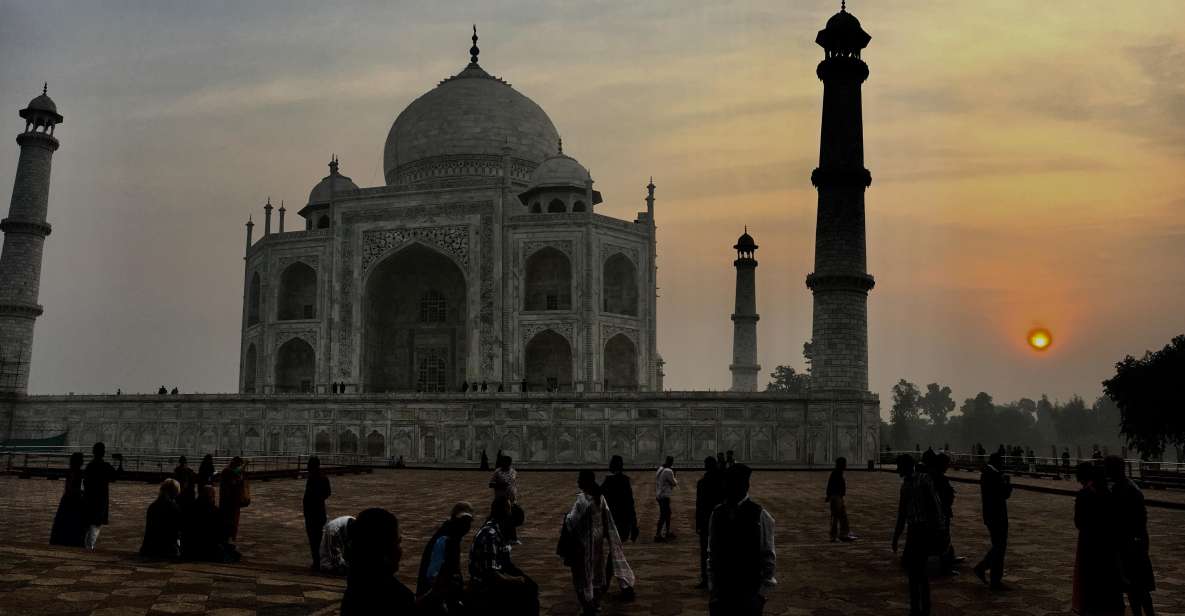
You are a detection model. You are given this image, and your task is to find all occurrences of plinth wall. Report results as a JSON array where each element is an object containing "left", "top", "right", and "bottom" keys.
[{"left": 2, "top": 391, "right": 879, "bottom": 467}]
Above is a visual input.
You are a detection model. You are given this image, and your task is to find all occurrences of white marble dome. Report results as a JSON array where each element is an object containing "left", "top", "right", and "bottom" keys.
[
  {"left": 308, "top": 170, "right": 359, "bottom": 204},
  {"left": 528, "top": 152, "right": 591, "bottom": 189},
  {"left": 382, "top": 63, "right": 560, "bottom": 186}
]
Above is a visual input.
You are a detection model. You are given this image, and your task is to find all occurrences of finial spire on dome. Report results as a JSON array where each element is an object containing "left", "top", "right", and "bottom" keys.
[
  {"left": 470, "top": 25, "right": 480, "bottom": 64},
  {"left": 328, "top": 154, "right": 339, "bottom": 175},
  {"left": 557, "top": 137, "right": 563, "bottom": 155},
  {"left": 841, "top": 0, "right": 846, "bottom": 11},
  {"left": 42, "top": 82, "right": 47, "bottom": 95}
]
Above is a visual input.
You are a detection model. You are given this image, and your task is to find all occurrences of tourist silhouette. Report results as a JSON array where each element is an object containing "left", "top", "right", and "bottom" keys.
[{"left": 304, "top": 456, "right": 332, "bottom": 571}]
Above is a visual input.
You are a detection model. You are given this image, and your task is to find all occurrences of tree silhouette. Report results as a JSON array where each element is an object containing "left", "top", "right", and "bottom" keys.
[
  {"left": 765, "top": 365, "right": 811, "bottom": 393},
  {"left": 919, "top": 383, "right": 955, "bottom": 427},
  {"left": 1102, "top": 334, "right": 1185, "bottom": 458},
  {"left": 890, "top": 379, "right": 921, "bottom": 448}
]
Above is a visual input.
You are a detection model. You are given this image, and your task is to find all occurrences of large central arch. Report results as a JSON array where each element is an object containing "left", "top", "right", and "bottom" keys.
[{"left": 363, "top": 243, "right": 467, "bottom": 392}]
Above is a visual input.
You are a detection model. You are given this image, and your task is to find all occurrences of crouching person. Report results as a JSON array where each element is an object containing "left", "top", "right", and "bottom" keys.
[
  {"left": 708, "top": 464, "right": 777, "bottom": 616},
  {"left": 468, "top": 497, "right": 540, "bottom": 616},
  {"left": 416, "top": 502, "right": 475, "bottom": 614},
  {"left": 182, "top": 485, "right": 240, "bottom": 562},
  {"left": 140, "top": 479, "right": 182, "bottom": 559}
]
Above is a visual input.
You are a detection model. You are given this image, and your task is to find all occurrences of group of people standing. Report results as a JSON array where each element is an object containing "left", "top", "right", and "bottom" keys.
[
  {"left": 49, "top": 445, "right": 248, "bottom": 564},
  {"left": 890, "top": 449, "right": 1158, "bottom": 616}
]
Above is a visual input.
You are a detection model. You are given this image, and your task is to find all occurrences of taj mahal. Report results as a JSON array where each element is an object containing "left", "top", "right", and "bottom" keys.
[
  {"left": 2, "top": 7, "right": 881, "bottom": 467},
  {"left": 241, "top": 29, "right": 659, "bottom": 396}
]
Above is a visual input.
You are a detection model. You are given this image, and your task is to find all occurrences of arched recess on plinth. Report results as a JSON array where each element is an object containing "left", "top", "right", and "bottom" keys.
[
  {"left": 362, "top": 242, "right": 467, "bottom": 392},
  {"left": 603, "top": 334, "right": 638, "bottom": 391},
  {"left": 603, "top": 253, "right": 638, "bottom": 316},
  {"left": 277, "top": 262, "right": 317, "bottom": 320},
  {"left": 524, "top": 247, "right": 571, "bottom": 311},
  {"left": 524, "top": 329, "right": 573, "bottom": 392},
  {"left": 275, "top": 337, "right": 315, "bottom": 393}
]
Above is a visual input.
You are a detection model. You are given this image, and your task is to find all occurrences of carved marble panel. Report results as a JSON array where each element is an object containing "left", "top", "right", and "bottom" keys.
[
  {"left": 692, "top": 427, "right": 717, "bottom": 461},
  {"left": 750, "top": 426, "right": 773, "bottom": 462},
  {"left": 526, "top": 426, "right": 549, "bottom": 463},
  {"left": 390, "top": 427, "right": 414, "bottom": 460},
  {"left": 581, "top": 426, "right": 605, "bottom": 463},
  {"left": 555, "top": 426, "right": 579, "bottom": 462},
  {"left": 777, "top": 429, "right": 800, "bottom": 463},
  {"left": 663, "top": 427, "right": 689, "bottom": 460},
  {"left": 445, "top": 426, "right": 469, "bottom": 462},
  {"left": 637, "top": 427, "right": 660, "bottom": 463},
  {"left": 361, "top": 225, "right": 470, "bottom": 272},
  {"left": 609, "top": 427, "right": 634, "bottom": 461}
]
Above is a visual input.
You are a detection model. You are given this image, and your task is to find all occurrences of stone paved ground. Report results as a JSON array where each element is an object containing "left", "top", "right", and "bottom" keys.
[{"left": 1, "top": 470, "right": 1183, "bottom": 615}]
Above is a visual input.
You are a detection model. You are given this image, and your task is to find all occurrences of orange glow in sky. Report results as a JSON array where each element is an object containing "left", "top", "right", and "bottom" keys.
[{"left": 1028, "top": 329, "right": 1053, "bottom": 351}]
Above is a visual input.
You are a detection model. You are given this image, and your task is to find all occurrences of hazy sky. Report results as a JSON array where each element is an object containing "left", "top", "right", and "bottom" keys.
[{"left": 2, "top": 1, "right": 1183, "bottom": 410}]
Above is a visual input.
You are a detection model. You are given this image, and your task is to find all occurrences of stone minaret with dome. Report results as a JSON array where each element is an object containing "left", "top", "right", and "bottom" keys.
[
  {"left": 239, "top": 29, "right": 659, "bottom": 396},
  {"left": 0, "top": 85, "right": 62, "bottom": 395},
  {"left": 730, "top": 229, "right": 760, "bottom": 392},
  {"left": 806, "top": 4, "right": 875, "bottom": 392}
]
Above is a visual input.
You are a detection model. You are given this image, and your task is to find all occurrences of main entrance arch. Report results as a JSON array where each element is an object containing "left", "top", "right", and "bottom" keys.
[
  {"left": 524, "top": 329, "right": 572, "bottom": 391},
  {"left": 363, "top": 243, "right": 467, "bottom": 392}
]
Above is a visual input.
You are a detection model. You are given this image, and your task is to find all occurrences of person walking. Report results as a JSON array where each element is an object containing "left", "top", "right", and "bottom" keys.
[
  {"left": 826, "top": 457, "right": 857, "bottom": 543},
  {"left": 49, "top": 452, "right": 87, "bottom": 547},
  {"left": 1072, "top": 462, "right": 1124, "bottom": 615},
  {"left": 696, "top": 456, "right": 726, "bottom": 588},
  {"left": 490, "top": 455, "right": 521, "bottom": 543},
  {"left": 82, "top": 442, "right": 121, "bottom": 550},
  {"left": 139, "top": 479, "right": 182, "bottom": 559},
  {"left": 341, "top": 508, "right": 416, "bottom": 615},
  {"left": 892, "top": 454, "right": 945, "bottom": 616},
  {"left": 601, "top": 455, "right": 639, "bottom": 543},
  {"left": 1104, "top": 456, "right": 1155, "bottom": 615},
  {"left": 416, "top": 502, "right": 475, "bottom": 614},
  {"left": 303, "top": 456, "right": 332, "bottom": 571},
  {"left": 654, "top": 456, "right": 678, "bottom": 542},
  {"left": 562, "top": 470, "right": 636, "bottom": 615},
  {"left": 219, "top": 456, "right": 247, "bottom": 542},
  {"left": 707, "top": 464, "right": 776, "bottom": 616},
  {"left": 931, "top": 453, "right": 961, "bottom": 573},
  {"left": 974, "top": 452, "right": 1012, "bottom": 590}
]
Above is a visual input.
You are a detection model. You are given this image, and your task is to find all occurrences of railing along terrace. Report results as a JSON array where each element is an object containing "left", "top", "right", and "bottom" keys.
[
  {"left": 0, "top": 448, "right": 383, "bottom": 478},
  {"left": 878, "top": 450, "right": 1185, "bottom": 484}
]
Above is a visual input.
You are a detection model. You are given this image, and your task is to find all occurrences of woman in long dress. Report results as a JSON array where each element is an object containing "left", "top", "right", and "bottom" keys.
[
  {"left": 49, "top": 452, "right": 87, "bottom": 546},
  {"left": 1072, "top": 462, "right": 1124, "bottom": 615},
  {"left": 563, "top": 470, "right": 636, "bottom": 616},
  {"left": 219, "top": 457, "right": 246, "bottom": 541}
]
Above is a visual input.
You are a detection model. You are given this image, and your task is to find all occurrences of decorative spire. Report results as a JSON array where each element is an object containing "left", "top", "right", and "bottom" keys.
[
  {"left": 42, "top": 82, "right": 47, "bottom": 95},
  {"left": 265, "top": 196, "right": 272, "bottom": 209},
  {"left": 841, "top": 0, "right": 846, "bottom": 11},
  {"left": 647, "top": 176, "right": 655, "bottom": 189},
  {"left": 247, "top": 214, "right": 254, "bottom": 226},
  {"left": 328, "top": 154, "right": 339, "bottom": 176},
  {"left": 470, "top": 24, "right": 480, "bottom": 64},
  {"left": 557, "top": 137, "right": 563, "bottom": 155},
  {"left": 278, "top": 200, "right": 285, "bottom": 212}
]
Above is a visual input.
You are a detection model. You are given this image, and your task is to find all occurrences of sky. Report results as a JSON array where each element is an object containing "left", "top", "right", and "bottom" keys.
[{"left": 1, "top": 1, "right": 1183, "bottom": 411}]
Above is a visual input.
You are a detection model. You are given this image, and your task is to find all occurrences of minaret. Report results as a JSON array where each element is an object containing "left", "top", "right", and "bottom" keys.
[
  {"left": 806, "top": 4, "right": 875, "bottom": 392},
  {"left": 263, "top": 197, "right": 273, "bottom": 236},
  {"left": 730, "top": 228, "right": 760, "bottom": 392},
  {"left": 0, "top": 84, "right": 63, "bottom": 395}
]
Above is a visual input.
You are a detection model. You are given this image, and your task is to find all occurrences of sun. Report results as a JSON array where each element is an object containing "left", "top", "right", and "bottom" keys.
[{"left": 1027, "top": 328, "right": 1053, "bottom": 351}]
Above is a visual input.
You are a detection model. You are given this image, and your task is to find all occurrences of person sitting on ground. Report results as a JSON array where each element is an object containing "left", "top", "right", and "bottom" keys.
[
  {"left": 140, "top": 478, "right": 182, "bottom": 559},
  {"left": 708, "top": 464, "right": 777, "bottom": 616},
  {"left": 341, "top": 508, "right": 415, "bottom": 615},
  {"left": 416, "top": 502, "right": 475, "bottom": 614},
  {"left": 468, "top": 496, "right": 540, "bottom": 616},
  {"left": 320, "top": 515, "right": 356, "bottom": 574},
  {"left": 563, "top": 470, "right": 636, "bottom": 615},
  {"left": 826, "top": 456, "right": 858, "bottom": 543},
  {"left": 182, "top": 485, "right": 240, "bottom": 562}
]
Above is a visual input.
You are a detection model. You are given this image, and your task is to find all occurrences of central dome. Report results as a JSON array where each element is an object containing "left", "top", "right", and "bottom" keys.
[{"left": 383, "top": 62, "right": 560, "bottom": 187}]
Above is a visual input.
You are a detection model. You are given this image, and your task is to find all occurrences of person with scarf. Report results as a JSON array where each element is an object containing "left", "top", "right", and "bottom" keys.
[
  {"left": 416, "top": 502, "right": 475, "bottom": 614},
  {"left": 601, "top": 455, "right": 639, "bottom": 544},
  {"left": 49, "top": 452, "right": 87, "bottom": 546},
  {"left": 563, "top": 470, "right": 636, "bottom": 615},
  {"left": 1103, "top": 456, "right": 1157, "bottom": 616}
]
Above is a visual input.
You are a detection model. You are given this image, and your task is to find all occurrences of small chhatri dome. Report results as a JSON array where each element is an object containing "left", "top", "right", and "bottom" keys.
[
  {"left": 734, "top": 227, "right": 758, "bottom": 252},
  {"left": 20, "top": 82, "right": 63, "bottom": 125},
  {"left": 518, "top": 141, "right": 603, "bottom": 206},
  {"left": 307, "top": 157, "right": 359, "bottom": 204},
  {"left": 816, "top": 3, "right": 871, "bottom": 53}
]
